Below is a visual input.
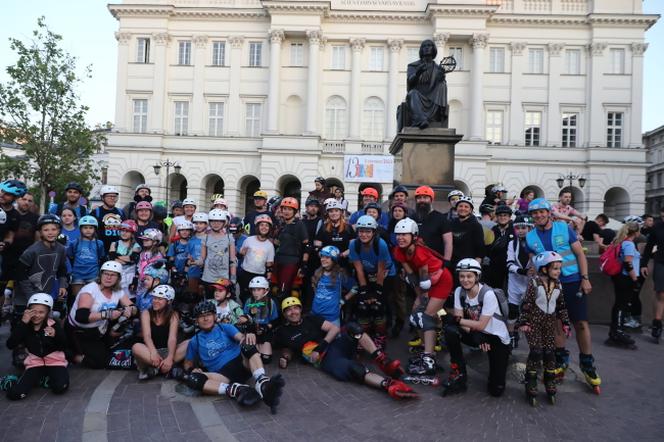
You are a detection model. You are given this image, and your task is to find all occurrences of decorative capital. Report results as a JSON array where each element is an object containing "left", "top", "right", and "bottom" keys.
[
  {"left": 115, "top": 32, "right": 131, "bottom": 45},
  {"left": 269, "top": 29, "right": 285, "bottom": 44},
  {"left": 587, "top": 41, "right": 607, "bottom": 56},
  {"left": 152, "top": 32, "right": 170, "bottom": 46},
  {"left": 319, "top": 35, "right": 328, "bottom": 51},
  {"left": 470, "top": 33, "right": 489, "bottom": 50},
  {"left": 388, "top": 39, "right": 404, "bottom": 52},
  {"left": 510, "top": 41, "right": 527, "bottom": 55},
  {"left": 433, "top": 32, "right": 450, "bottom": 47},
  {"left": 229, "top": 35, "right": 244, "bottom": 49},
  {"left": 350, "top": 38, "right": 366, "bottom": 52},
  {"left": 306, "top": 29, "right": 322, "bottom": 46},
  {"left": 193, "top": 35, "right": 208, "bottom": 49},
  {"left": 631, "top": 42, "right": 648, "bottom": 56},
  {"left": 548, "top": 43, "right": 565, "bottom": 56}
]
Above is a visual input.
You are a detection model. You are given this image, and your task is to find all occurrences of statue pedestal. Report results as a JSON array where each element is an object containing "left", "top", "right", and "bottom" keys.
[{"left": 389, "top": 127, "right": 462, "bottom": 205}]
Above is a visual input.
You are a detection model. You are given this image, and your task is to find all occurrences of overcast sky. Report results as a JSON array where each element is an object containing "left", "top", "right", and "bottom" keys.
[{"left": 2, "top": 0, "right": 663, "bottom": 132}]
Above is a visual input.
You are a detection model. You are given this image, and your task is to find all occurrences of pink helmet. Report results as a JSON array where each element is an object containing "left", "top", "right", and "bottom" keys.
[
  {"left": 139, "top": 228, "right": 163, "bottom": 243},
  {"left": 135, "top": 201, "right": 153, "bottom": 211},
  {"left": 120, "top": 220, "right": 138, "bottom": 233}
]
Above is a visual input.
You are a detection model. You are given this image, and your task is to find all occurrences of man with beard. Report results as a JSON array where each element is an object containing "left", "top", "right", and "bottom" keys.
[
  {"left": 412, "top": 186, "right": 452, "bottom": 267},
  {"left": 449, "top": 196, "right": 485, "bottom": 279}
]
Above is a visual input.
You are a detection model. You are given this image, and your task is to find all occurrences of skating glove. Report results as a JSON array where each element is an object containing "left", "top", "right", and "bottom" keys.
[
  {"left": 314, "top": 340, "right": 329, "bottom": 354},
  {"left": 357, "top": 286, "right": 370, "bottom": 302},
  {"left": 373, "top": 284, "right": 383, "bottom": 299}
]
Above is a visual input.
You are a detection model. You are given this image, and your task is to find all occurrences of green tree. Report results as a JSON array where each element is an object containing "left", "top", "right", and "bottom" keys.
[{"left": 0, "top": 17, "right": 104, "bottom": 212}]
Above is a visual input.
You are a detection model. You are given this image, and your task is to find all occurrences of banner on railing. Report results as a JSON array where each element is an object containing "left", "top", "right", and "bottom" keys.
[{"left": 343, "top": 155, "right": 394, "bottom": 183}]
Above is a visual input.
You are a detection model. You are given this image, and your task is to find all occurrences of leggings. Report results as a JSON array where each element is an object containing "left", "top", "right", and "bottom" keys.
[
  {"left": 7, "top": 365, "right": 69, "bottom": 400},
  {"left": 611, "top": 274, "right": 637, "bottom": 328},
  {"left": 274, "top": 262, "right": 299, "bottom": 301},
  {"left": 65, "top": 322, "right": 112, "bottom": 369}
]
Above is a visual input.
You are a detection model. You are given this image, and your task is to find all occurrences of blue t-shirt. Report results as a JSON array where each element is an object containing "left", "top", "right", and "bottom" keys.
[
  {"left": 61, "top": 226, "right": 80, "bottom": 246},
  {"left": 167, "top": 240, "right": 190, "bottom": 273},
  {"left": 187, "top": 236, "right": 203, "bottom": 278},
  {"left": 243, "top": 298, "right": 279, "bottom": 325},
  {"left": 67, "top": 238, "right": 105, "bottom": 281},
  {"left": 186, "top": 324, "right": 241, "bottom": 372},
  {"left": 312, "top": 271, "right": 356, "bottom": 322},
  {"left": 527, "top": 226, "right": 579, "bottom": 283},
  {"left": 349, "top": 210, "right": 390, "bottom": 229},
  {"left": 348, "top": 238, "right": 397, "bottom": 277},
  {"left": 620, "top": 240, "right": 640, "bottom": 276}
]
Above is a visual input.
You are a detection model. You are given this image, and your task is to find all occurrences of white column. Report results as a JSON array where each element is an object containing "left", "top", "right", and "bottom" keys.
[
  {"left": 227, "top": 36, "right": 244, "bottom": 137},
  {"left": 151, "top": 32, "right": 170, "bottom": 134},
  {"left": 305, "top": 30, "right": 322, "bottom": 134},
  {"left": 113, "top": 32, "right": 130, "bottom": 132},
  {"left": 629, "top": 43, "right": 648, "bottom": 148},
  {"left": 546, "top": 43, "right": 564, "bottom": 146},
  {"left": 433, "top": 32, "right": 449, "bottom": 63},
  {"left": 192, "top": 35, "right": 208, "bottom": 136},
  {"left": 387, "top": 39, "right": 403, "bottom": 138},
  {"left": 586, "top": 42, "right": 607, "bottom": 147},
  {"left": 508, "top": 42, "right": 526, "bottom": 145},
  {"left": 267, "top": 29, "right": 284, "bottom": 133},
  {"left": 469, "top": 33, "right": 489, "bottom": 141},
  {"left": 349, "top": 38, "right": 365, "bottom": 139}
]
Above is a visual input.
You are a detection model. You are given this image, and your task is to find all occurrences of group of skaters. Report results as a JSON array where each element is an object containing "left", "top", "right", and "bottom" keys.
[{"left": 0, "top": 176, "right": 661, "bottom": 411}]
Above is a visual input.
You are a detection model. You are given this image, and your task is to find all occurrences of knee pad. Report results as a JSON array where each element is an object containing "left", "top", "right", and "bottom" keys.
[
  {"left": 348, "top": 361, "right": 369, "bottom": 384},
  {"left": 410, "top": 311, "right": 438, "bottom": 331},
  {"left": 528, "top": 348, "right": 543, "bottom": 363},
  {"left": 184, "top": 372, "right": 208, "bottom": 391},
  {"left": 241, "top": 343, "right": 259, "bottom": 359},
  {"left": 345, "top": 321, "right": 364, "bottom": 339},
  {"left": 508, "top": 303, "right": 520, "bottom": 321},
  {"left": 444, "top": 324, "right": 461, "bottom": 339},
  {"left": 261, "top": 353, "right": 273, "bottom": 365}
]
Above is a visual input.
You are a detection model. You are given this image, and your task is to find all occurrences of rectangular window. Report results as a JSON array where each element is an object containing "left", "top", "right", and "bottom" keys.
[
  {"left": 132, "top": 99, "right": 148, "bottom": 133},
  {"left": 208, "top": 102, "right": 224, "bottom": 137},
  {"left": 607, "top": 112, "right": 623, "bottom": 147},
  {"left": 449, "top": 47, "right": 463, "bottom": 69},
  {"left": 212, "top": 41, "right": 225, "bottom": 66},
  {"left": 331, "top": 45, "right": 346, "bottom": 70},
  {"left": 528, "top": 48, "right": 544, "bottom": 74},
  {"left": 249, "top": 42, "right": 262, "bottom": 67},
  {"left": 565, "top": 49, "right": 580, "bottom": 75},
  {"left": 136, "top": 38, "right": 150, "bottom": 63},
  {"left": 610, "top": 48, "right": 625, "bottom": 74},
  {"left": 407, "top": 47, "right": 420, "bottom": 63},
  {"left": 368, "top": 47, "right": 385, "bottom": 71},
  {"left": 290, "top": 43, "right": 304, "bottom": 66},
  {"left": 178, "top": 41, "right": 192, "bottom": 65},
  {"left": 561, "top": 113, "right": 578, "bottom": 147},
  {"left": 174, "top": 101, "right": 189, "bottom": 136},
  {"left": 246, "top": 103, "right": 262, "bottom": 136},
  {"left": 485, "top": 110, "right": 503, "bottom": 144},
  {"left": 525, "top": 111, "right": 541, "bottom": 146},
  {"left": 489, "top": 47, "right": 505, "bottom": 73}
]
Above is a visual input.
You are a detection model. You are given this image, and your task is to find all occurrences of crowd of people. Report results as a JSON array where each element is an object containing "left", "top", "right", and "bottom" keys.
[{"left": 0, "top": 176, "right": 661, "bottom": 411}]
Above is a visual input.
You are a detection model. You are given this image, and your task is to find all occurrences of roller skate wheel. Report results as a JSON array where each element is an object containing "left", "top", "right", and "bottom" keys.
[
  {"left": 593, "top": 386, "right": 601, "bottom": 395},
  {"left": 548, "top": 395, "right": 556, "bottom": 405},
  {"left": 528, "top": 397, "right": 538, "bottom": 407}
]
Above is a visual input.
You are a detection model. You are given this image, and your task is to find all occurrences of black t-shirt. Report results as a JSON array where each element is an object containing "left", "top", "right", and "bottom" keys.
[
  {"left": 0, "top": 207, "right": 21, "bottom": 272},
  {"left": 136, "top": 220, "right": 161, "bottom": 239},
  {"left": 315, "top": 224, "right": 355, "bottom": 253},
  {"left": 450, "top": 216, "right": 486, "bottom": 264},
  {"left": 92, "top": 206, "right": 127, "bottom": 252},
  {"left": 274, "top": 314, "right": 326, "bottom": 356},
  {"left": 415, "top": 210, "right": 451, "bottom": 257},
  {"left": 11, "top": 211, "right": 39, "bottom": 256},
  {"left": 599, "top": 228, "right": 616, "bottom": 245},
  {"left": 582, "top": 221, "right": 615, "bottom": 245},
  {"left": 0, "top": 206, "right": 20, "bottom": 241}
]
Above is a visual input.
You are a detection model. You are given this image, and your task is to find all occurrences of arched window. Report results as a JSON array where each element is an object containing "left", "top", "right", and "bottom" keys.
[
  {"left": 362, "top": 97, "right": 385, "bottom": 141},
  {"left": 325, "top": 96, "right": 347, "bottom": 140}
]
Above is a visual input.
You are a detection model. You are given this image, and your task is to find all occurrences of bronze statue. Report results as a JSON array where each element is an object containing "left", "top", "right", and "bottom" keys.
[{"left": 397, "top": 39, "right": 456, "bottom": 131}]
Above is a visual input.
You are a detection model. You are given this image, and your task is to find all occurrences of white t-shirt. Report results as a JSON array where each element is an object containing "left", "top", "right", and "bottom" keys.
[
  {"left": 68, "top": 282, "right": 126, "bottom": 334},
  {"left": 241, "top": 236, "right": 275, "bottom": 274},
  {"left": 454, "top": 284, "right": 510, "bottom": 345}
]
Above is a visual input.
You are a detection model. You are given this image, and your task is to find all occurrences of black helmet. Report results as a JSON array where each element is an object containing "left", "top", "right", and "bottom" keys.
[
  {"left": 152, "top": 205, "right": 167, "bottom": 220},
  {"left": 495, "top": 204, "right": 513, "bottom": 216},
  {"left": 479, "top": 204, "right": 495, "bottom": 215},
  {"left": 390, "top": 185, "right": 409, "bottom": 198},
  {"left": 228, "top": 216, "right": 243, "bottom": 233},
  {"left": 193, "top": 300, "right": 216, "bottom": 318},
  {"left": 65, "top": 182, "right": 83, "bottom": 193},
  {"left": 37, "top": 214, "right": 62, "bottom": 229},
  {"left": 305, "top": 197, "right": 320, "bottom": 207},
  {"left": 363, "top": 202, "right": 382, "bottom": 215},
  {"left": 314, "top": 177, "right": 326, "bottom": 186},
  {"left": 171, "top": 200, "right": 183, "bottom": 210},
  {"left": 0, "top": 179, "right": 27, "bottom": 197},
  {"left": 513, "top": 215, "right": 534, "bottom": 227}
]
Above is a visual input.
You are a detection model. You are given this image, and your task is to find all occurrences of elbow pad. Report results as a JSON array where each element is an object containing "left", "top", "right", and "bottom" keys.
[
  {"left": 75, "top": 308, "right": 92, "bottom": 324},
  {"left": 623, "top": 261, "right": 634, "bottom": 272}
]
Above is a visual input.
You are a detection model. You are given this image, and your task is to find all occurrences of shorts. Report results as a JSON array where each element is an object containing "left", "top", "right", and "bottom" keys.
[
  {"left": 562, "top": 280, "right": 587, "bottom": 323},
  {"left": 218, "top": 355, "right": 252, "bottom": 383},
  {"left": 653, "top": 261, "right": 664, "bottom": 292},
  {"left": 72, "top": 277, "right": 97, "bottom": 285},
  {"left": 320, "top": 335, "right": 357, "bottom": 382},
  {"left": 428, "top": 268, "right": 453, "bottom": 300}
]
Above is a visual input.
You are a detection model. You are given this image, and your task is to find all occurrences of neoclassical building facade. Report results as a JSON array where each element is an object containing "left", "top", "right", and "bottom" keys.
[{"left": 105, "top": 0, "right": 657, "bottom": 218}]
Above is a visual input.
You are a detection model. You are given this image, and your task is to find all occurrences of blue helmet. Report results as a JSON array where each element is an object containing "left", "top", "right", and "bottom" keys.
[
  {"left": 144, "top": 260, "right": 169, "bottom": 283},
  {"left": 320, "top": 245, "right": 340, "bottom": 261},
  {"left": 533, "top": 251, "right": 563, "bottom": 273},
  {"left": 528, "top": 197, "right": 552, "bottom": 213},
  {"left": 0, "top": 179, "right": 27, "bottom": 197},
  {"left": 78, "top": 215, "right": 98, "bottom": 228}
]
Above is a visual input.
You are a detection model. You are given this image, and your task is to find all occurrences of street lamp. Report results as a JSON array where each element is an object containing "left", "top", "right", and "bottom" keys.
[{"left": 153, "top": 159, "right": 181, "bottom": 204}]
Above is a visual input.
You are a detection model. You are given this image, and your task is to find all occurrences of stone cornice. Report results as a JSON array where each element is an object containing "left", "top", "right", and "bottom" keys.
[
  {"left": 587, "top": 13, "right": 659, "bottom": 30},
  {"left": 490, "top": 13, "right": 659, "bottom": 29},
  {"left": 261, "top": 1, "right": 328, "bottom": 15},
  {"left": 326, "top": 11, "right": 429, "bottom": 24},
  {"left": 109, "top": 4, "right": 267, "bottom": 20},
  {"left": 426, "top": 4, "right": 498, "bottom": 18}
]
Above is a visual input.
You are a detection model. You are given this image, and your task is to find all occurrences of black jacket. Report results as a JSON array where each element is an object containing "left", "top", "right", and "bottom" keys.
[
  {"left": 642, "top": 220, "right": 664, "bottom": 267},
  {"left": 7, "top": 320, "right": 67, "bottom": 357},
  {"left": 450, "top": 216, "right": 485, "bottom": 264}
]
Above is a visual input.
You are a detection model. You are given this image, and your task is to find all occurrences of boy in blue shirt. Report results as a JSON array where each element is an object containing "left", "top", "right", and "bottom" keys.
[{"left": 167, "top": 221, "right": 193, "bottom": 275}]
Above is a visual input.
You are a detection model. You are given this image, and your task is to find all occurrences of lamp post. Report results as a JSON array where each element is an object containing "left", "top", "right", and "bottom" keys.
[
  {"left": 153, "top": 159, "right": 182, "bottom": 205},
  {"left": 556, "top": 171, "right": 586, "bottom": 208}
]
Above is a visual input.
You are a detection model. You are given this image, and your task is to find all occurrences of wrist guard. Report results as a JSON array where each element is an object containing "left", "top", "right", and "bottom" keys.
[{"left": 314, "top": 340, "right": 329, "bottom": 354}]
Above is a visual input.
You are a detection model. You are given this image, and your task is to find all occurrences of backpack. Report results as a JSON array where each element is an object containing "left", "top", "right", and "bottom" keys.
[
  {"left": 70, "top": 238, "right": 106, "bottom": 267},
  {"left": 600, "top": 241, "right": 624, "bottom": 276},
  {"left": 459, "top": 284, "right": 509, "bottom": 326}
]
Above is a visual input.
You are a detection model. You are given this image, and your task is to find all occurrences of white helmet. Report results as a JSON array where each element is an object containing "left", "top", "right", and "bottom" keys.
[
  {"left": 151, "top": 284, "right": 175, "bottom": 302},
  {"left": 177, "top": 220, "right": 194, "bottom": 231},
  {"left": 100, "top": 261, "right": 123, "bottom": 274},
  {"left": 447, "top": 190, "right": 464, "bottom": 201},
  {"left": 323, "top": 198, "right": 336, "bottom": 207},
  {"left": 623, "top": 215, "right": 643, "bottom": 225},
  {"left": 394, "top": 218, "right": 418, "bottom": 235},
  {"left": 325, "top": 199, "right": 344, "bottom": 211},
  {"left": 248, "top": 276, "right": 270, "bottom": 290},
  {"left": 456, "top": 196, "right": 475, "bottom": 210},
  {"left": 140, "top": 228, "right": 163, "bottom": 242},
  {"left": 182, "top": 198, "right": 197, "bottom": 207},
  {"left": 213, "top": 198, "right": 228, "bottom": 208},
  {"left": 27, "top": 293, "right": 54, "bottom": 310},
  {"left": 101, "top": 185, "right": 119, "bottom": 196},
  {"left": 192, "top": 212, "right": 209, "bottom": 223},
  {"left": 456, "top": 258, "right": 482, "bottom": 275},
  {"left": 208, "top": 209, "right": 229, "bottom": 221},
  {"left": 0, "top": 208, "right": 6, "bottom": 225}
]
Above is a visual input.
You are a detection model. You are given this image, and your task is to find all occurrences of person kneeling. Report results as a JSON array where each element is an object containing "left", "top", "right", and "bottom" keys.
[
  {"left": 274, "top": 297, "right": 417, "bottom": 401},
  {"left": 441, "top": 259, "right": 511, "bottom": 398},
  {"left": 6, "top": 293, "right": 69, "bottom": 400},
  {"left": 176, "top": 300, "right": 285, "bottom": 414}
]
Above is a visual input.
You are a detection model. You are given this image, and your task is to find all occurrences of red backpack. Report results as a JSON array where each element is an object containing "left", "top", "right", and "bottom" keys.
[{"left": 599, "top": 241, "right": 624, "bottom": 276}]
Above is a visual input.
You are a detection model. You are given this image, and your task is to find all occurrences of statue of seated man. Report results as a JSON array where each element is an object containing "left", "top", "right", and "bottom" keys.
[{"left": 404, "top": 39, "right": 448, "bottom": 129}]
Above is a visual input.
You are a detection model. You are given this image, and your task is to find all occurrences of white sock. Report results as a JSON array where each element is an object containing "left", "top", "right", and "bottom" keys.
[
  {"left": 252, "top": 368, "right": 266, "bottom": 381},
  {"left": 218, "top": 383, "right": 229, "bottom": 395}
]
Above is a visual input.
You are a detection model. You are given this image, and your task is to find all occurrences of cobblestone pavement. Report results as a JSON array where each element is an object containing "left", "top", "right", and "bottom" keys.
[{"left": 0, "top": 324, "right": 661, "bottom": 442}]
